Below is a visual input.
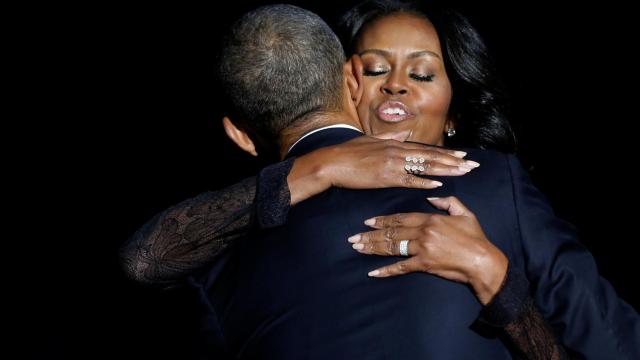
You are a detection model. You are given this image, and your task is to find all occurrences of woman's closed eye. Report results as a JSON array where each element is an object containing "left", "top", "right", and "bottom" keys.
[
  {"left": 363, "top": 69, "right": 388, "bottom": 76},
  {"left": 410, "top": 73, "right": 435, "bottom": 82},
  {"left": 363, "top": 69, "right": 435, "bottom": 82}
]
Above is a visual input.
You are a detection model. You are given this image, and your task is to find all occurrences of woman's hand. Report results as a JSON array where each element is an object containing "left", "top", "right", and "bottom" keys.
[
  {"left": 347, "top": 196, "right": 508, "bottom": 305},
  {"left": 288, "top": 133, "right": 480, "bottom": 205}
]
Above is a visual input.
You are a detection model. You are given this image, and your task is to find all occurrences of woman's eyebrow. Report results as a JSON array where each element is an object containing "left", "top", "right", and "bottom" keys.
[
  {"left": 358, "top": 49, "right": 389, "bottom": 57},
  {"left": 358, "top": 49, "right": 441, "bottom": 60},
  {"left": 408, "top": 50, "right": 441, "bottom": 60}
]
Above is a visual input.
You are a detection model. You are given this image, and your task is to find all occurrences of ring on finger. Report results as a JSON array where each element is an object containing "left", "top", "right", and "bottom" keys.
[
  {"left": 399, "top": 239, "right": 410, "bottom": 256},
  {"left": 404, "top": 156, "right": 427, "bottom": 175}
]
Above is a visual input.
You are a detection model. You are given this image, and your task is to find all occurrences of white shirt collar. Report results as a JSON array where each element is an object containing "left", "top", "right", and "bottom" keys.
[{"left": 287, "top": 124, "right": 363, "bottom": 154}]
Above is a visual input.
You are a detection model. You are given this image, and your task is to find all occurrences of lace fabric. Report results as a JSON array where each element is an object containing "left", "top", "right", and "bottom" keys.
[
  {"left": 119, "top": 176, "right": 258, "bottom": 288},
  {"left": 480, "top": 266, "right": 569, "bottom": 359},
  {"left": 504, "top": 298, "right": 569, "bottom": 359},
  {"left": 119, "top": 158, "right": 295, "bottom": 287}
]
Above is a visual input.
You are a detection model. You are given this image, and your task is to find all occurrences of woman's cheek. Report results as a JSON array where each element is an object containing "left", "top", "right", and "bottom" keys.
[
  {"left": 434, "top": 82, "right": 453, "bottom": 114},
  {"left": 356, "top": 90, "right": 376, "bottom": 134},
  {"left": 420, "top": 85, "right": 452, "bottom": 118},
  {"left": 355, "top": 103, "right": 371, "bottom": 135}
]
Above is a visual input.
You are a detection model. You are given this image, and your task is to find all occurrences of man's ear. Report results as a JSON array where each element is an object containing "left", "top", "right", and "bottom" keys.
[
  {"left": 345, "top": 55, "right": 364, "bottom": 106},
  {"left": 222, "top": 116, "right": 258, "bottom": 156}
]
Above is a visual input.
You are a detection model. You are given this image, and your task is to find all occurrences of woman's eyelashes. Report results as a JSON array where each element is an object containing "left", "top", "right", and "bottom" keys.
[
  {"left": 363, "top": 69, "right": 387, "bottom": 76},
  {"left": 410, "top": 73, "right": 435, "bottom": 82},
  {"left": 363, "top": 69, "right": 435, "bottom": 82}
]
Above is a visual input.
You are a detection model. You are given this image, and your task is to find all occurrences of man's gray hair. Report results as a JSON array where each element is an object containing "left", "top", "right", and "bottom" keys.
[{"left": 218, "top": 4, "right": 346, "bottom": 141}]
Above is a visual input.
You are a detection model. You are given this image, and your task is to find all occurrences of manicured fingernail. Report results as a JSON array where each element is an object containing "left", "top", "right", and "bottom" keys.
[
  {"left": 465, "top": 160, "right": 480, "bottom": 168},
  {"left": 457, "top": 166, "right": 471, "bottom": 173},
  {"left": 364, "top": 218, "right": 376, "bottom": 226},
  {"left": 352, "top": 243, "right": 364, "bottom": 250},
  {"left": 368, "top": 270, "right": 380, "bottom": 277},
  {"left": 433, "top": 181, "right": 443, "bottom": 187},
  {"left": 454, "top": 151, "right": 467, "bottom": 157},
  {"left": 348, "top": 234, "right": 361, "bottom": 243},
  {"left": 427, "top": 197, "right": 440, "bottom": 201}
]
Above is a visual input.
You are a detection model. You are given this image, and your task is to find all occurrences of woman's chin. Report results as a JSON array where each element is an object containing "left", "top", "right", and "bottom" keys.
[{"left": 370, "top": 120, "right": 415, "bottom": 137}]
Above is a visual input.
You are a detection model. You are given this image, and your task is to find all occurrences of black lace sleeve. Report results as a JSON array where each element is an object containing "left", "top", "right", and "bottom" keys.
[
  {"left": 502, "top": 298, "right": 570, "bottom": 359},
  {"left": 479, "top": 265, "right": 569, "bottom": 359},
  {"left": 119, "top": 158, "right": 295, "bottom": 288}
]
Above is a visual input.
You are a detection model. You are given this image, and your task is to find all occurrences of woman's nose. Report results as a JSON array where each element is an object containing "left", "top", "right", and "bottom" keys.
[{"left": 381, "top": 78, "right": 408, "bottom": 95}]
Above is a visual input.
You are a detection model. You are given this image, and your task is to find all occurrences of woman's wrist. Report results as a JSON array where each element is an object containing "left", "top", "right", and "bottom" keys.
[
  {"left": 470, "top": 247, "right": 509, "bottom": 305},
  {"left": 287, "top": 148, "right": 333, "bottom": 206}
]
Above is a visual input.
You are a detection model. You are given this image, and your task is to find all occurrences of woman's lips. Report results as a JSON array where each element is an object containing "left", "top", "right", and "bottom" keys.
[{"left": 376, "top": 101, "right": 414, "bottom": 123}]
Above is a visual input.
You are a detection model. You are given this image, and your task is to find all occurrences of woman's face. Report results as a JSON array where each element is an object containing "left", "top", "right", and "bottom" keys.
[{"left": 355, "top": 13, "right": 452, "bottom": 145}]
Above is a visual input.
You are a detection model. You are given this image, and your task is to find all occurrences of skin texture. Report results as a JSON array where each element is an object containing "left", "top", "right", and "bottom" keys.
[
  {"left": 355, "top": 13, "right": 454, "bottom": 145},
  {"left": 288, "top": 135, "right": 477, "bottom": 205},
  {"left": 349, "top": 197, "right": 508, "bottom": 305}
]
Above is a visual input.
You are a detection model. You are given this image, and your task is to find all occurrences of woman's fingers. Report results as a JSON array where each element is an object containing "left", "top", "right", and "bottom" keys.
[
  {"left": 321, "top": 135, "right": 479, "bottom": 193},
  {"left": 400, "top": 147, "right": 472, "bottom": 167},
  {"left": 391, "top": 141, "right": 474, "bottom": 164},
  {"left": 351, "top": 239, "right": 417, "bottom": 256},
  {"left": 390, "top": 146, "right": 479, "bottom": 175},
  {"left": 367, "top": 258, "right": 418, "bottom": 278},
  {"left": 348, "top": 224, "right": 422, "bottom": 243},
  {"left": 423, "top": 151, "right": 479, "bottom": 169},
  {"left": 363, "top": 212, "right": 430, "bottom": 229},
  {"left": 386, "top": 159, "right": 471, "bottom": 190},
  {"left": 419, "top": 161, "right": 473, "bottom": 177},
  {"left": 434, "top": 147, "right": 467, "bottom": 159},
  {"left": 390, "top": 139, "right": 467, "bottom": 159},
  {"left": 395, "top": 173, "right": 444, "bottom": 189},
  {"left": 427, "top": 196, "right": 472, "bottom": 217},
  {"left": 349, "top": 198, "right": 496, "bottom": 287}
]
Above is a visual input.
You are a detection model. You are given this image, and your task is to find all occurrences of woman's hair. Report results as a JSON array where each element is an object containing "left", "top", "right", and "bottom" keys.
[{"left": 338, "top": 0, "right": 517, "bottom": 153}]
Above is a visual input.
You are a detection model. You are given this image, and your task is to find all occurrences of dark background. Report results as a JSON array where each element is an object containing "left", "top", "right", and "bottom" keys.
[{"left": 26, "top": 1, "right": 638, "bottom": 358}]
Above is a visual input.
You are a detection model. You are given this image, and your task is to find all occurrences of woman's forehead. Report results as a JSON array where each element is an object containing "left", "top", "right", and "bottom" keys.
[{"left": 356, "top": 13, "right": 442, "bottom": 55}]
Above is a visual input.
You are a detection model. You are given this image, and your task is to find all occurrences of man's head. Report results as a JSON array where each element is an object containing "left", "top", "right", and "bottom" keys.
[{"left": 219, "top": 4, "right": 363, "bottom": 157}]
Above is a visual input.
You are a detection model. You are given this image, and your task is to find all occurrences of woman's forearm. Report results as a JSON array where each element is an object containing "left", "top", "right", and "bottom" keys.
[
  {"left": 119, "top": 136, "right": 475, "bottom": 287},
  {"left": 120, "top": 157, "right": 297, "bottom": 288},
  {"left": 287, "top": 150, "right": 332, "bottom": 205},
  {"left": 470, "top": 246, "right": 509, "bottom": 306},
  {"left": 479, "top": 265, "right": 568, "bottom": 359},
  {"left": 502, "top": 299, "right": 569, "bottom": 359},
  {"left": 119, "top": 176, "right": 259, "bottom": 287}
]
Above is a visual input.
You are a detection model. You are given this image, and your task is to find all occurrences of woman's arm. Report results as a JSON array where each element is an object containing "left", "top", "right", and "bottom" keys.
[
  {"left": 119, "top": 137, "right": 476, "bottom": 287},
  {"left": 119, "top": 174, "right": 264, "bottom": 288},
  {"left": 479, "top": 266, "right": 569, "bottom": 360},
  {"left": 501, "top": 300, "right": 569, "bottom": 360}
]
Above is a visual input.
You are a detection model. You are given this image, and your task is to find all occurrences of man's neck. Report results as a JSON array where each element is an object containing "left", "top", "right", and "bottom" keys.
[{"left": 278, "top": 112, "right": 361, "bottom": 159}]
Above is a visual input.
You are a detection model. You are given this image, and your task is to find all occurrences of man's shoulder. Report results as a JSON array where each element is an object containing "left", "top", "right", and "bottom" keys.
[
  {"left": 450, "top": 148, "right": 515, "bottom": 181},
  {"left": 436, "top": 148, "right": 527, "bottom": 207}
]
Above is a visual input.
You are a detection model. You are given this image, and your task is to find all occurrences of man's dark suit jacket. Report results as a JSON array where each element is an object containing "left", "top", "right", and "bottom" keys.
[{"left": 193, "top": 127, "right": 639, "bottom": 359}]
